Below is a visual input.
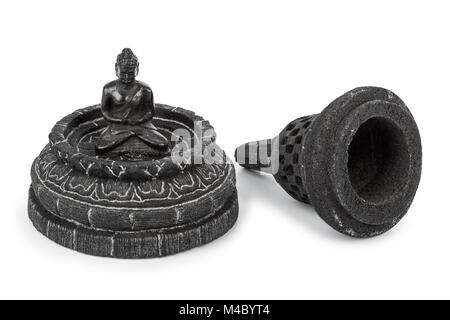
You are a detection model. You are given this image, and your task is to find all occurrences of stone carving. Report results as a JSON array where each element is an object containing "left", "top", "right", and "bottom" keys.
[
  {"left": 96, "top": 48, "right": 169, "bottom": 158},
  {"left": 28, "top": 49, "right": 238, "bottom": 258},
  {"left": 235, "top": 87, "right": 422, "bottom": 238}
]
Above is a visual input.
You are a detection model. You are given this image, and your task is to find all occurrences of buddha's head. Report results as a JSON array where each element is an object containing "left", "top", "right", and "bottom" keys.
[{"left": 116, "top": 48, "right": 139, "bottom": 84}]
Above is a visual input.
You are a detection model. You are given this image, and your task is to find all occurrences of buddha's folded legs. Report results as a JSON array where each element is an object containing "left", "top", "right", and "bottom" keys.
[
  {"left": 96, "top": 122, "right": 169, "bottom": 153},
  {"left": 96, "top": 125, "right": 134, "bottom": 152},
  {"left": 133, "top": 121, "right": 170, "bottom": 150}
]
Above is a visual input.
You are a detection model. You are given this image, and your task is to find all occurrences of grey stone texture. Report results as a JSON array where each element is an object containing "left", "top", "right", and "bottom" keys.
[
  {"left": 236, "top": 87, "right": 422, "bottom": 238},
  {"left": 29, "top": 104, "right": 238, "bottom": 258}
]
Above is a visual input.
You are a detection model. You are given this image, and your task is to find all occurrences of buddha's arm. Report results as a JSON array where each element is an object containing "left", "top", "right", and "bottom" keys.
[
  {"left": 141, "top": 88, "right": 155, "bottom": 123},
  {"left": 101, "top": 89, "right": 122, "bottom": 123}
]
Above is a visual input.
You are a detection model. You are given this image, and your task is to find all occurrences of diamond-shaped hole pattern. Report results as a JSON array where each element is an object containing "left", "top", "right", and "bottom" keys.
[{"left": 274, "top": 114, "right": 318, "bottom": 204}]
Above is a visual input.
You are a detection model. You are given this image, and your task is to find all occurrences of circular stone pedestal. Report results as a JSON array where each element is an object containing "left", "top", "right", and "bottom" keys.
[{"left": 29, "top": 104, "right": 238, "bottom": 258}]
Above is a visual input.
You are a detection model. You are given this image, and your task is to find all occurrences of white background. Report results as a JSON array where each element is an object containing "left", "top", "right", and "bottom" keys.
[{"left": 0, "top": 0, "right": 448, "bottom": 299}]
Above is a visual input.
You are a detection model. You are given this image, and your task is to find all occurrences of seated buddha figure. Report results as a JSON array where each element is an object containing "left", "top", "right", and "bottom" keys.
[{"left": 96, "top": 48, "right": 169, "bottom": 157}]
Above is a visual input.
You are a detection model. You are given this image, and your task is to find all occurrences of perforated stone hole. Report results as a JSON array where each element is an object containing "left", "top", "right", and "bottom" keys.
[
  {"left": 285, "top": 144, "right": 294, "bottom": 153},
  {"left": 291, "top": 128, "right": 300, "bottom": 136},
  {"left": 284, "top": 165, "right": 293, "bottom": 175}
]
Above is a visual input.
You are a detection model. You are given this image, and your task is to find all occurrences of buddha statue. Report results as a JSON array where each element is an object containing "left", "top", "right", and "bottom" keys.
[{"left": 96, "top": 48, "right": 170, "bottom": 157}]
